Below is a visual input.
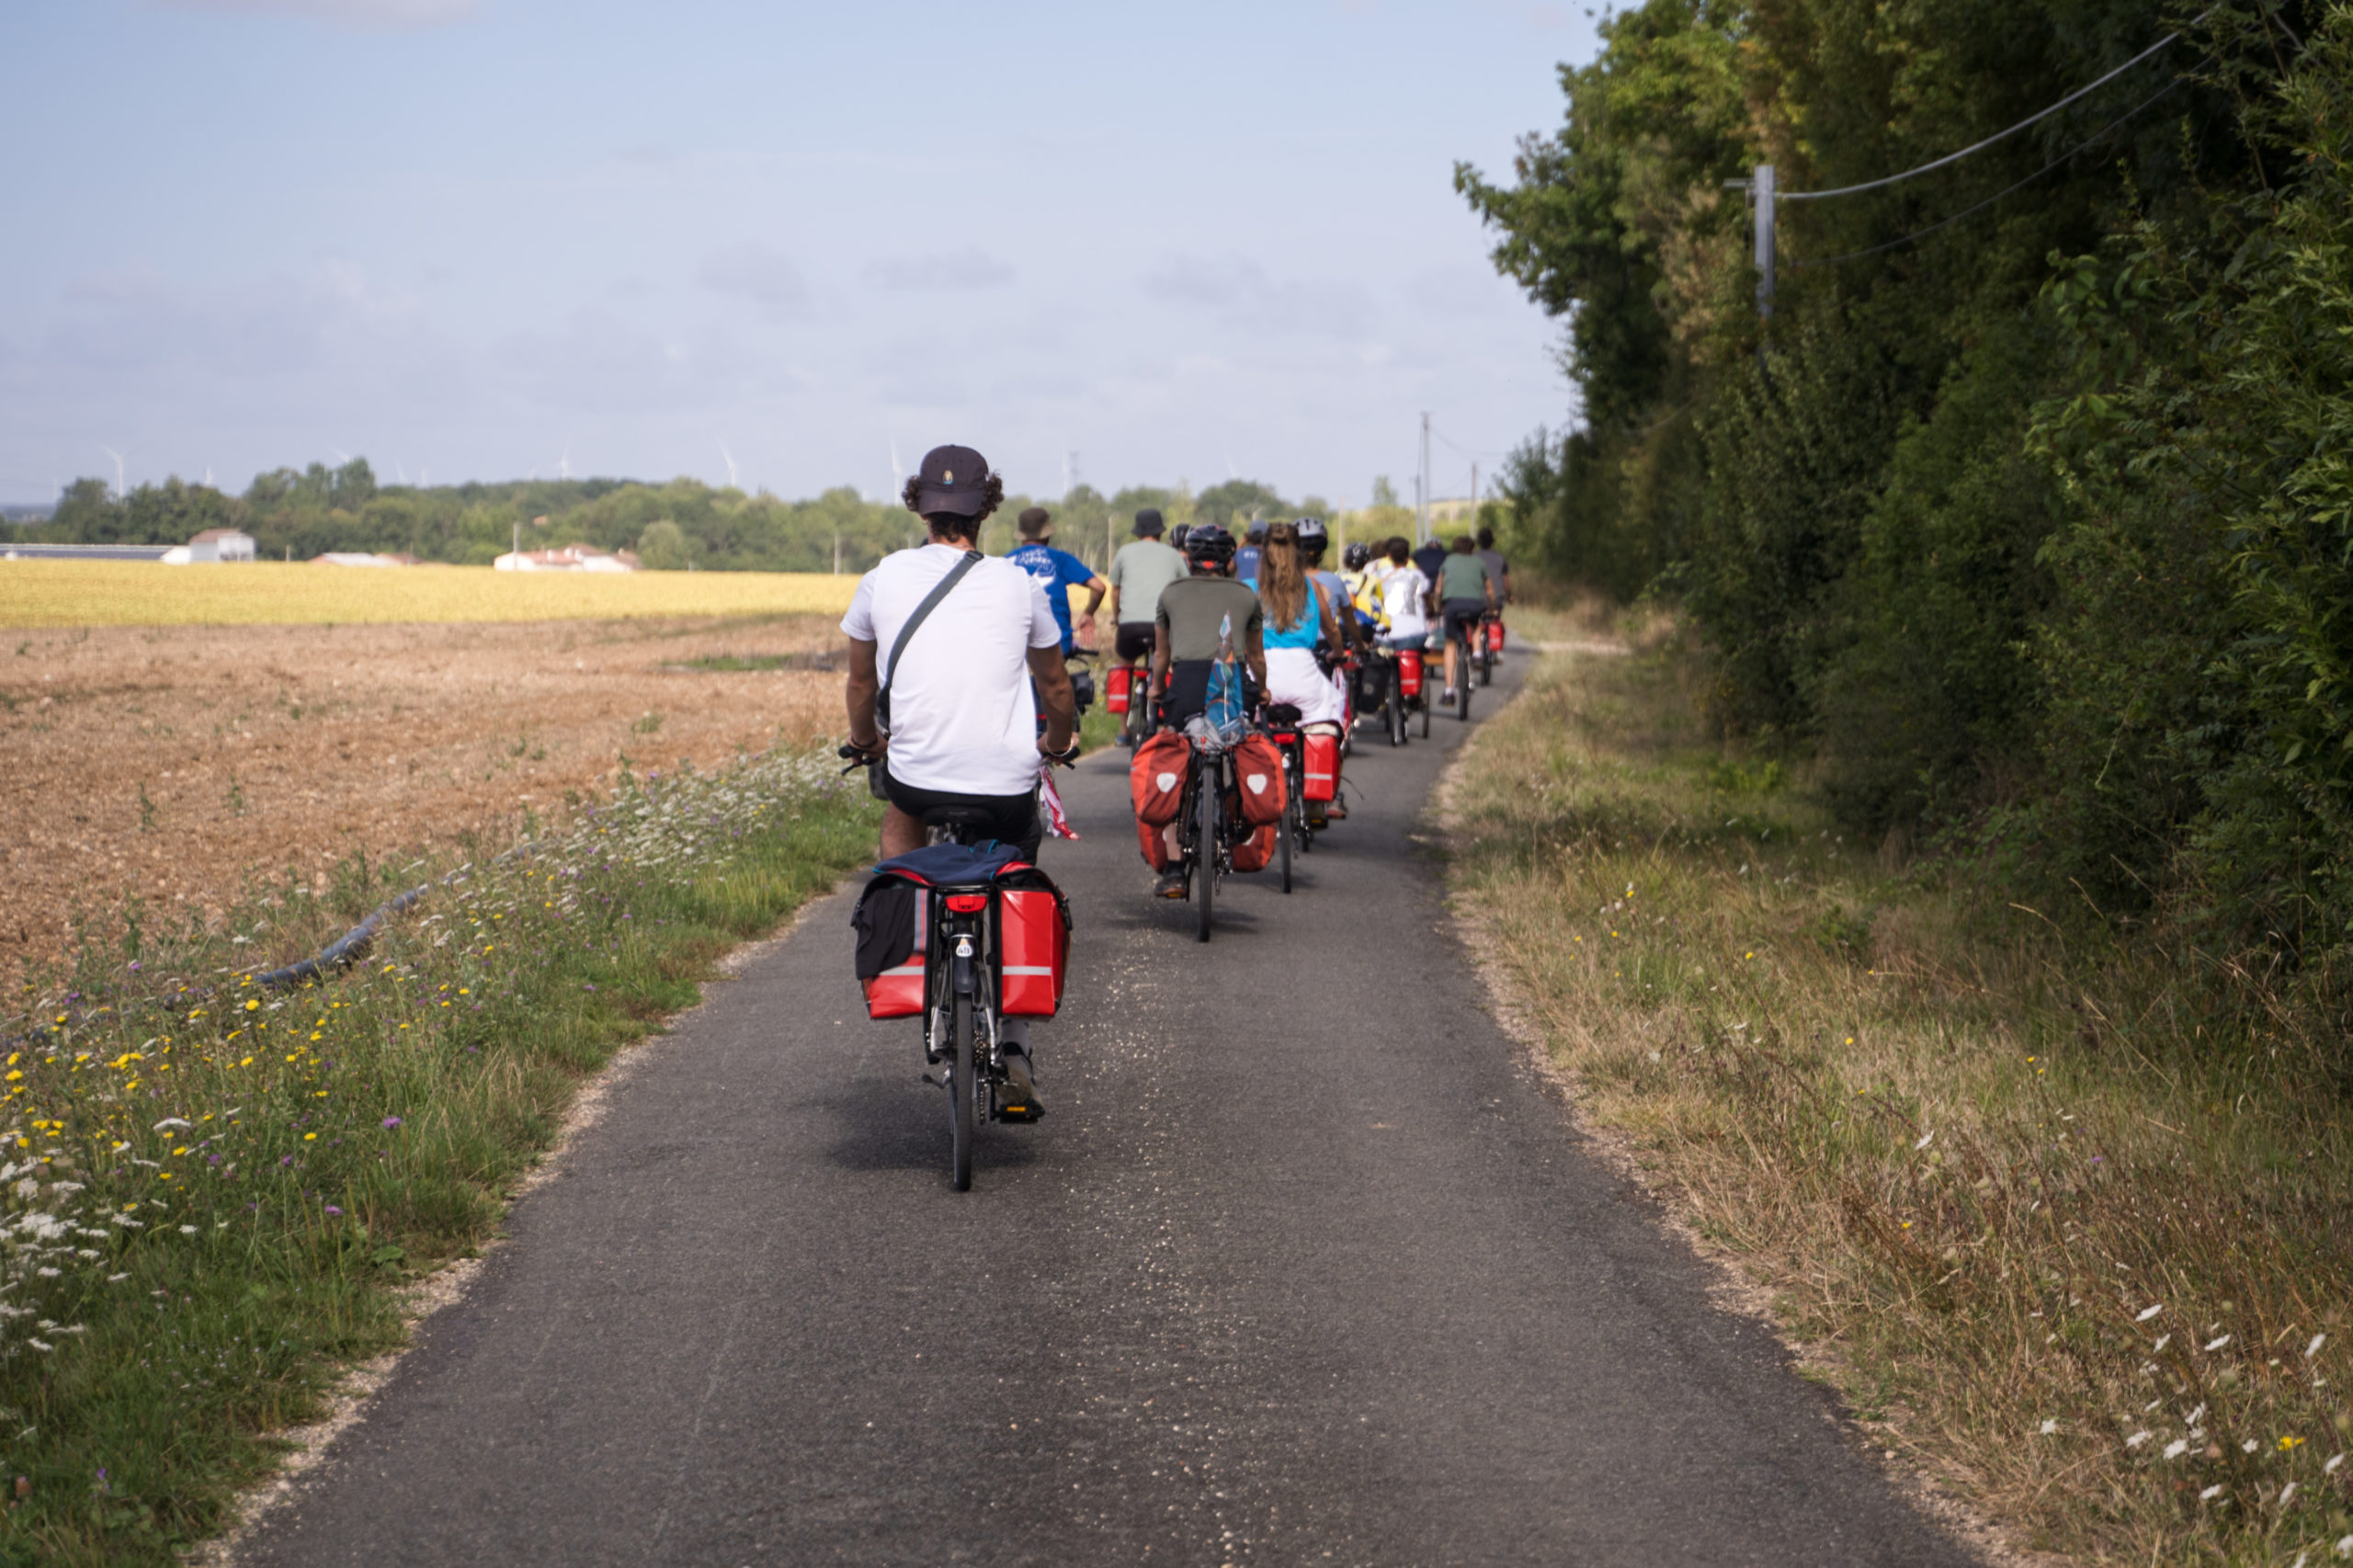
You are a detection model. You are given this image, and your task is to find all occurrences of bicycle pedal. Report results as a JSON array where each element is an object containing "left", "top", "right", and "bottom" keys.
[
  {"left": 922, "top": 1073, "right": 942, "bottom": 1088},
  {"left": 995, "top": 1102, "right": 1044, "bottom": 1123}
]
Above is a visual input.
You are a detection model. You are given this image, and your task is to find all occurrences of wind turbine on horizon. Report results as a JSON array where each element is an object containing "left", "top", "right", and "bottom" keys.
[
  {"left": 718, "top": 441, "right": 740, "bottom": 490},
  {"left": 97, "top": 446, "right": 130, "bottom": 500}
]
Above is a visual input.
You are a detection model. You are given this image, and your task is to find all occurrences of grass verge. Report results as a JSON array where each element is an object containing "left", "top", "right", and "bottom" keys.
[
  {"left": 1449, "top": 629, "right": 2353, "bottom": 1566},
  {"left": 0, "top": 751, "right": 877, "bottom": 1565}
]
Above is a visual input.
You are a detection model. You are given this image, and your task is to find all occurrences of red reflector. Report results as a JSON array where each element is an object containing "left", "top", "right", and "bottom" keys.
[{"left": 945, "top": 893, "right": 988, "bottom": 913}]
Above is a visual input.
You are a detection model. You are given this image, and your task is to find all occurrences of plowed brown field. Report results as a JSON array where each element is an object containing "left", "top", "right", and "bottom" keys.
[{"left": 0, "top": 615, "right": 849, "bottom": 986}]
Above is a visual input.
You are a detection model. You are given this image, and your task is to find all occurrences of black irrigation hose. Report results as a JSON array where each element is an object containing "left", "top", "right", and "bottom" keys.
[{"left": 4, "top": 840, "right": 547, "bottom": 1053}]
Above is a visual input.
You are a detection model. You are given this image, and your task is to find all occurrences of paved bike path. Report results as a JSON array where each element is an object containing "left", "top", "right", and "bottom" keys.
[{"left": 243, "top": 658, "right": 1978, "bottom": 1567}]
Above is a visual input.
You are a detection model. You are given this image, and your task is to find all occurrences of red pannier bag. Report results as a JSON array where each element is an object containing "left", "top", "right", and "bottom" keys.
[
  {"left": 1229, "top": 823, "right": 1277, "bottom": 872},
  {"left": 852, "top": 881, "right": 927, "bottom": 1018},
  {"left": 995, "top": 873, "right": 1070, "bottom": 1017},
  {"left": 1398, "top": 648, "right": 1425, "bottom": 697},
  {"left": 1105, "top": 665, "right": 1132, "bottom": 715},
  {"left": 1131, "top": 731, "right": 1191, "bottom": 825},
  {"left": 1232, "top": 733, "right": 1286, "bottom": 826},
  {"left": 1302, "top": 732, "right": 1338, "bottom": 801}
]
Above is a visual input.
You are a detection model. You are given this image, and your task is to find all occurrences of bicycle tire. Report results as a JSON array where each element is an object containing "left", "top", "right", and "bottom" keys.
[
  {"left": 948, "top": 994, "right": 973, "bottom": 1191},
  {"left": 1388, "top": 665, "right": 1407, "bottom": 746},
  {"left": 1420, "top": 684, "right": 1431, "bottom": 738},
  {"left": 1195, "top": 765, "right": 1217, "bottom": 942},
  {"left": 1478, "top": 640, "right": 1494, "bottom": 687},
  {"left": 1459, "top": 655, "right": 1473, "bottom": 722}
]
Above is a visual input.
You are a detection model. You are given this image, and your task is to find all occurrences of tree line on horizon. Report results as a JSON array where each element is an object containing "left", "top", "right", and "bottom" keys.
[
  {"left": 1462, "top": 0, "right": 2353, "bottom": 1022},
  {"left": 10, "top": 462, "right": 1438, "bottom": 576}
]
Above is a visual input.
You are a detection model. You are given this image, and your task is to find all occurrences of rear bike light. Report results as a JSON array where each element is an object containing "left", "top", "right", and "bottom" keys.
[{"left": 944, "top": 893, "right": 989, "bottom": 914}]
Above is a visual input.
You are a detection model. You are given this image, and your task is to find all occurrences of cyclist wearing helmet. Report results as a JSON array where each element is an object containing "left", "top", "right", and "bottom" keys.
[
  {"left": 1148, "top": 522, "right": 1265, "bottom": 898},
  {"left": 1151, "top": 522, "right": 1265, "bottom": 733},
  {"left": 1293, "top": 517, "right": 1360, "bottom": 655}
]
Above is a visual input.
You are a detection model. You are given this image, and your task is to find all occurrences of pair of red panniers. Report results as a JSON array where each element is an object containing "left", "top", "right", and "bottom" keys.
[
  {"left": 1485, "top": 620, "right": 1506, "bottom": 654},
  {"left": 856, "top": 869, "right": 1069, "bottom": 1020},
  {"left": 1398, "top": 648, "right": 1425, "bottom": 698},
  {"left": 1131, "top": 730, "right": 1189, "bottom": 870}
]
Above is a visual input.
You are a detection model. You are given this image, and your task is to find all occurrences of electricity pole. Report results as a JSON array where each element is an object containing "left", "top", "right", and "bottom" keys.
[{"left": 1417, "top": 412, "right": 1431, "bottom": 545}]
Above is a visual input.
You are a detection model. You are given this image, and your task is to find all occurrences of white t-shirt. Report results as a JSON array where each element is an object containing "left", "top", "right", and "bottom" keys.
[
  {"left": 841, "top": 543, "right": 1061, "bottom": 797},
  {"left": 1378, "top": 566, "right": 1431, "bottom": 637}
]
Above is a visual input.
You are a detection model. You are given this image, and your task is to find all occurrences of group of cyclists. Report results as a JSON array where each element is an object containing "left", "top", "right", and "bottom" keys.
[{"left": 837, "top": 443, "right": 1507, "bottom": 1140}]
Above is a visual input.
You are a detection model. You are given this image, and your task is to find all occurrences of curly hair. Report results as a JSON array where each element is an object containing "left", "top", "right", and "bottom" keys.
[{"left": 902, "top": 472, "right": 1005, "bottom": 538}]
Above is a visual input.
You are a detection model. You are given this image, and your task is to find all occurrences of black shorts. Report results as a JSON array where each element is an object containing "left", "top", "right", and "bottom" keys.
[
  {"left": 881, "top": 770, "right": 1041, "bottom": 861},
  {"left": 1440, "top": 598, "right": 1487, "bottom": 645},
  {"left": 1158, "top": 659, "right": 1258, "bottom": 732},
  {"left": 1115, "top": 621, "right": 1157, "bottom": 663}
]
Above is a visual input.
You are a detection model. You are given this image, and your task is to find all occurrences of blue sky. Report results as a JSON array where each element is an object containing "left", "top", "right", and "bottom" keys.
[{"left": 0, "top": 0, "right": 1598, "bottom": 508}]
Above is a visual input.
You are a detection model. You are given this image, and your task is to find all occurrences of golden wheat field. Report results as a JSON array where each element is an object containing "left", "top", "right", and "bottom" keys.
[{"left": 0, "top": 560, "right": 860, "bottom": 628}]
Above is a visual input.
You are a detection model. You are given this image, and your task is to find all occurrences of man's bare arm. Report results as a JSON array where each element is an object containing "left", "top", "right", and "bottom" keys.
[
  {"left": 846, "top": 638, "right": 882, "bottom": 751},
  {"left": 1029, "top": 645, "right": 1077, "bottom": 754}
]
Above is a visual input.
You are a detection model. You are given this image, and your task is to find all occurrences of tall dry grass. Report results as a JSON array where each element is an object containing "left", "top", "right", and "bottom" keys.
[{"left": 1451, "top": 631, "right": 2353, "bottom": 1565}]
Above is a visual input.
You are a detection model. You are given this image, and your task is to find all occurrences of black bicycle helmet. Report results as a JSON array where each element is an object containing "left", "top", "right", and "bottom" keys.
[
  {"left": 1170, "top": 522, "right": 1192, "bottom": 551},
  {"left": 1185, "top": 521, "right": 1236, "bottom": 569},
  {"left": 1343, "top": 541, "right": 1372, "bottom": 571},
  {"left": 1293, "top": 517, "right": 1328, "bottom": 558}
]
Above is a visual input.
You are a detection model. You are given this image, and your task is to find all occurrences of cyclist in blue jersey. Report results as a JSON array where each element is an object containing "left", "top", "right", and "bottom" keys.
[{"left": 1006, "top": 506, "right": 1107, "bottom": 654}]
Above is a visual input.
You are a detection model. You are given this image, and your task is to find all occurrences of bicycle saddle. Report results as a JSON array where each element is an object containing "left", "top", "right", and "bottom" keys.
[
  {"left": 920, "top": 805, "right": 1002, "bottom": 836},
  {"left": 1264, "top": 702, "right": 1303, "bottom": 724}
]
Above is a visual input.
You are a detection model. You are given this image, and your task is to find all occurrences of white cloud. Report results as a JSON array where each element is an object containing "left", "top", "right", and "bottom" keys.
[
  {"left": 697, "top": 243, "right": 811, "bottom": 314},
  {"left": 1143, "top": 256, "right": 1375, "bottom": 340},
  {"left": 152, "top": 0, "right": 483, "bottom": 28},
  {"left": 867, "top": 248, "right": 1016, "bottom": 292}
]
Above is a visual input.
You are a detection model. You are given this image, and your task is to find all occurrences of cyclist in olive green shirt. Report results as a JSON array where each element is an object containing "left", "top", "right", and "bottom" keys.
[
  {"left": 1106, "top": 509, "right": 1189, "bottom": 744},
  {"left": 1435, "top": 534, "right": 1498, "bottom": 704}
]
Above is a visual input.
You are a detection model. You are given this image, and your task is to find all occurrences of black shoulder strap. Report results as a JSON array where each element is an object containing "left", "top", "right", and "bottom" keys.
[{"left": 881, "top": 549, "right": 983, "bottom": 704}]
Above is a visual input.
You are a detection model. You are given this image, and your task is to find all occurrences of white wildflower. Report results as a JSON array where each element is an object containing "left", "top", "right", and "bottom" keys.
[
  {"left": 25, "top": 1339, "right": 51, "bottom": 1353},
  {"left": 2309, "top": 1334, "right": 2328, "bottom": 1359},
  {"left": 2040, "top": 1418, "right": 2059, "bottom": 1435},
  {"left": 49, "top": 1183, "right": 80, "bottom": 1197},
  {"left": 2164, "top": 1439, "right": 2190, "bottom": 1460},
  {"left": 2336, "top": 1536, "right": 2352, "bottom": 1560},
  {"left": 2244, "top": 1438, "right": 2261, "bottom": 1454},
  {"left": 33, "top": 1268, "right": 57, "bottom": 1279},
  {"left": 152, "top": 1118, "right": 190, "bottom": 1131},
  {"left": 2207, "top": 1335, "right": 2233, "bottom": 1351},
  {"left": 2154, "top": 1334, "right": 2172, "bottom": 1352},
  {"left": 2137, "top": 1303, "right": 2165, "bottom": 1322},
  {"left": 10, "top": 1181, "right": 34, "bottom": 1202},
  {"left": 2200, "top": 1484, "right": 2225, "bottom": 1502},
  {"left": 177, "top": 1225, "right": 197, "bottom": 1236},
  {"left": 105, "top": 1274, "right": 127, "bottom": 1283},
  {"left": 2281, "top": 1482, "right": 2298, "bottom": 1508},
  {"left": 1915, "top": 1130, "right": 1936, "bottom": 1151},
  {"left": 2328, "top": 1452, "right": 2346, "bottom": 1474},
  {"left": 2125, "top": 1430, "right": 2153, "bottom": 1449}
]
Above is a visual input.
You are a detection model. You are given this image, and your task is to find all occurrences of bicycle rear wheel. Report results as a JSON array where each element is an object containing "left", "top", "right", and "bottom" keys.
[
  {"left": 947, "top": 994, "right": 973, "bottom": 1191},
  {"left": 1195, "top": 767, "right": 1218, "bottom": 942},
  {"left": 1387, "top": 665, "right": 1406, "bottom": 746},
  {"left": 1458, "top": 651, "right": 1474, "bottom": 722},
  {"left": 1478, "top": 637, "right": 1494, "bottom": 687},
  {"left": 1279, "top": 791, "right": 1294, "bottom": 893}
]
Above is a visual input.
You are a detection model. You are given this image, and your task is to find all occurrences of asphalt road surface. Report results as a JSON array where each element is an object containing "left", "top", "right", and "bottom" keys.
[{"left": 243, "top": 655, "right": 1979, "bottom": 1567}]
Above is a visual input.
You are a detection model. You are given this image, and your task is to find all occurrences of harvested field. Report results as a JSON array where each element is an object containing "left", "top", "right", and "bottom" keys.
[
  {"left": 0, "top": 613, "right": 851, "bottom": 985},
  {"left": 0, "top": 560, "right": 859, "bottom": 628}
]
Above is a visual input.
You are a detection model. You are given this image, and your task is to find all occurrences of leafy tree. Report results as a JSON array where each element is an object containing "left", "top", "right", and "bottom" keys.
[{"left": 637, "top": 519, "right": 691, "bottom": 570}]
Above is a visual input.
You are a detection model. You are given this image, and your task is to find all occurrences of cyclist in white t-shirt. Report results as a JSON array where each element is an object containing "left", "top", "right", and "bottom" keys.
[
  {"left": 1375, "top": 535, "right": 1434, "bottom": 650},
  {"left": 842, "top": 444, "right": 1076, "bottom": 862}
]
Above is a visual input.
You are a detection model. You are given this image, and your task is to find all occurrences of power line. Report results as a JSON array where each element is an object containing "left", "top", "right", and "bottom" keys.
[
  {"left": 1428, "top": 424, "right": 1509, "bottom": 460},
  {"left": 1790, "top": 73, "right": 2190, "bottom": 269},
  {"left": 1780, "top": 24, "right": 2190, "bottom": 202}
]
